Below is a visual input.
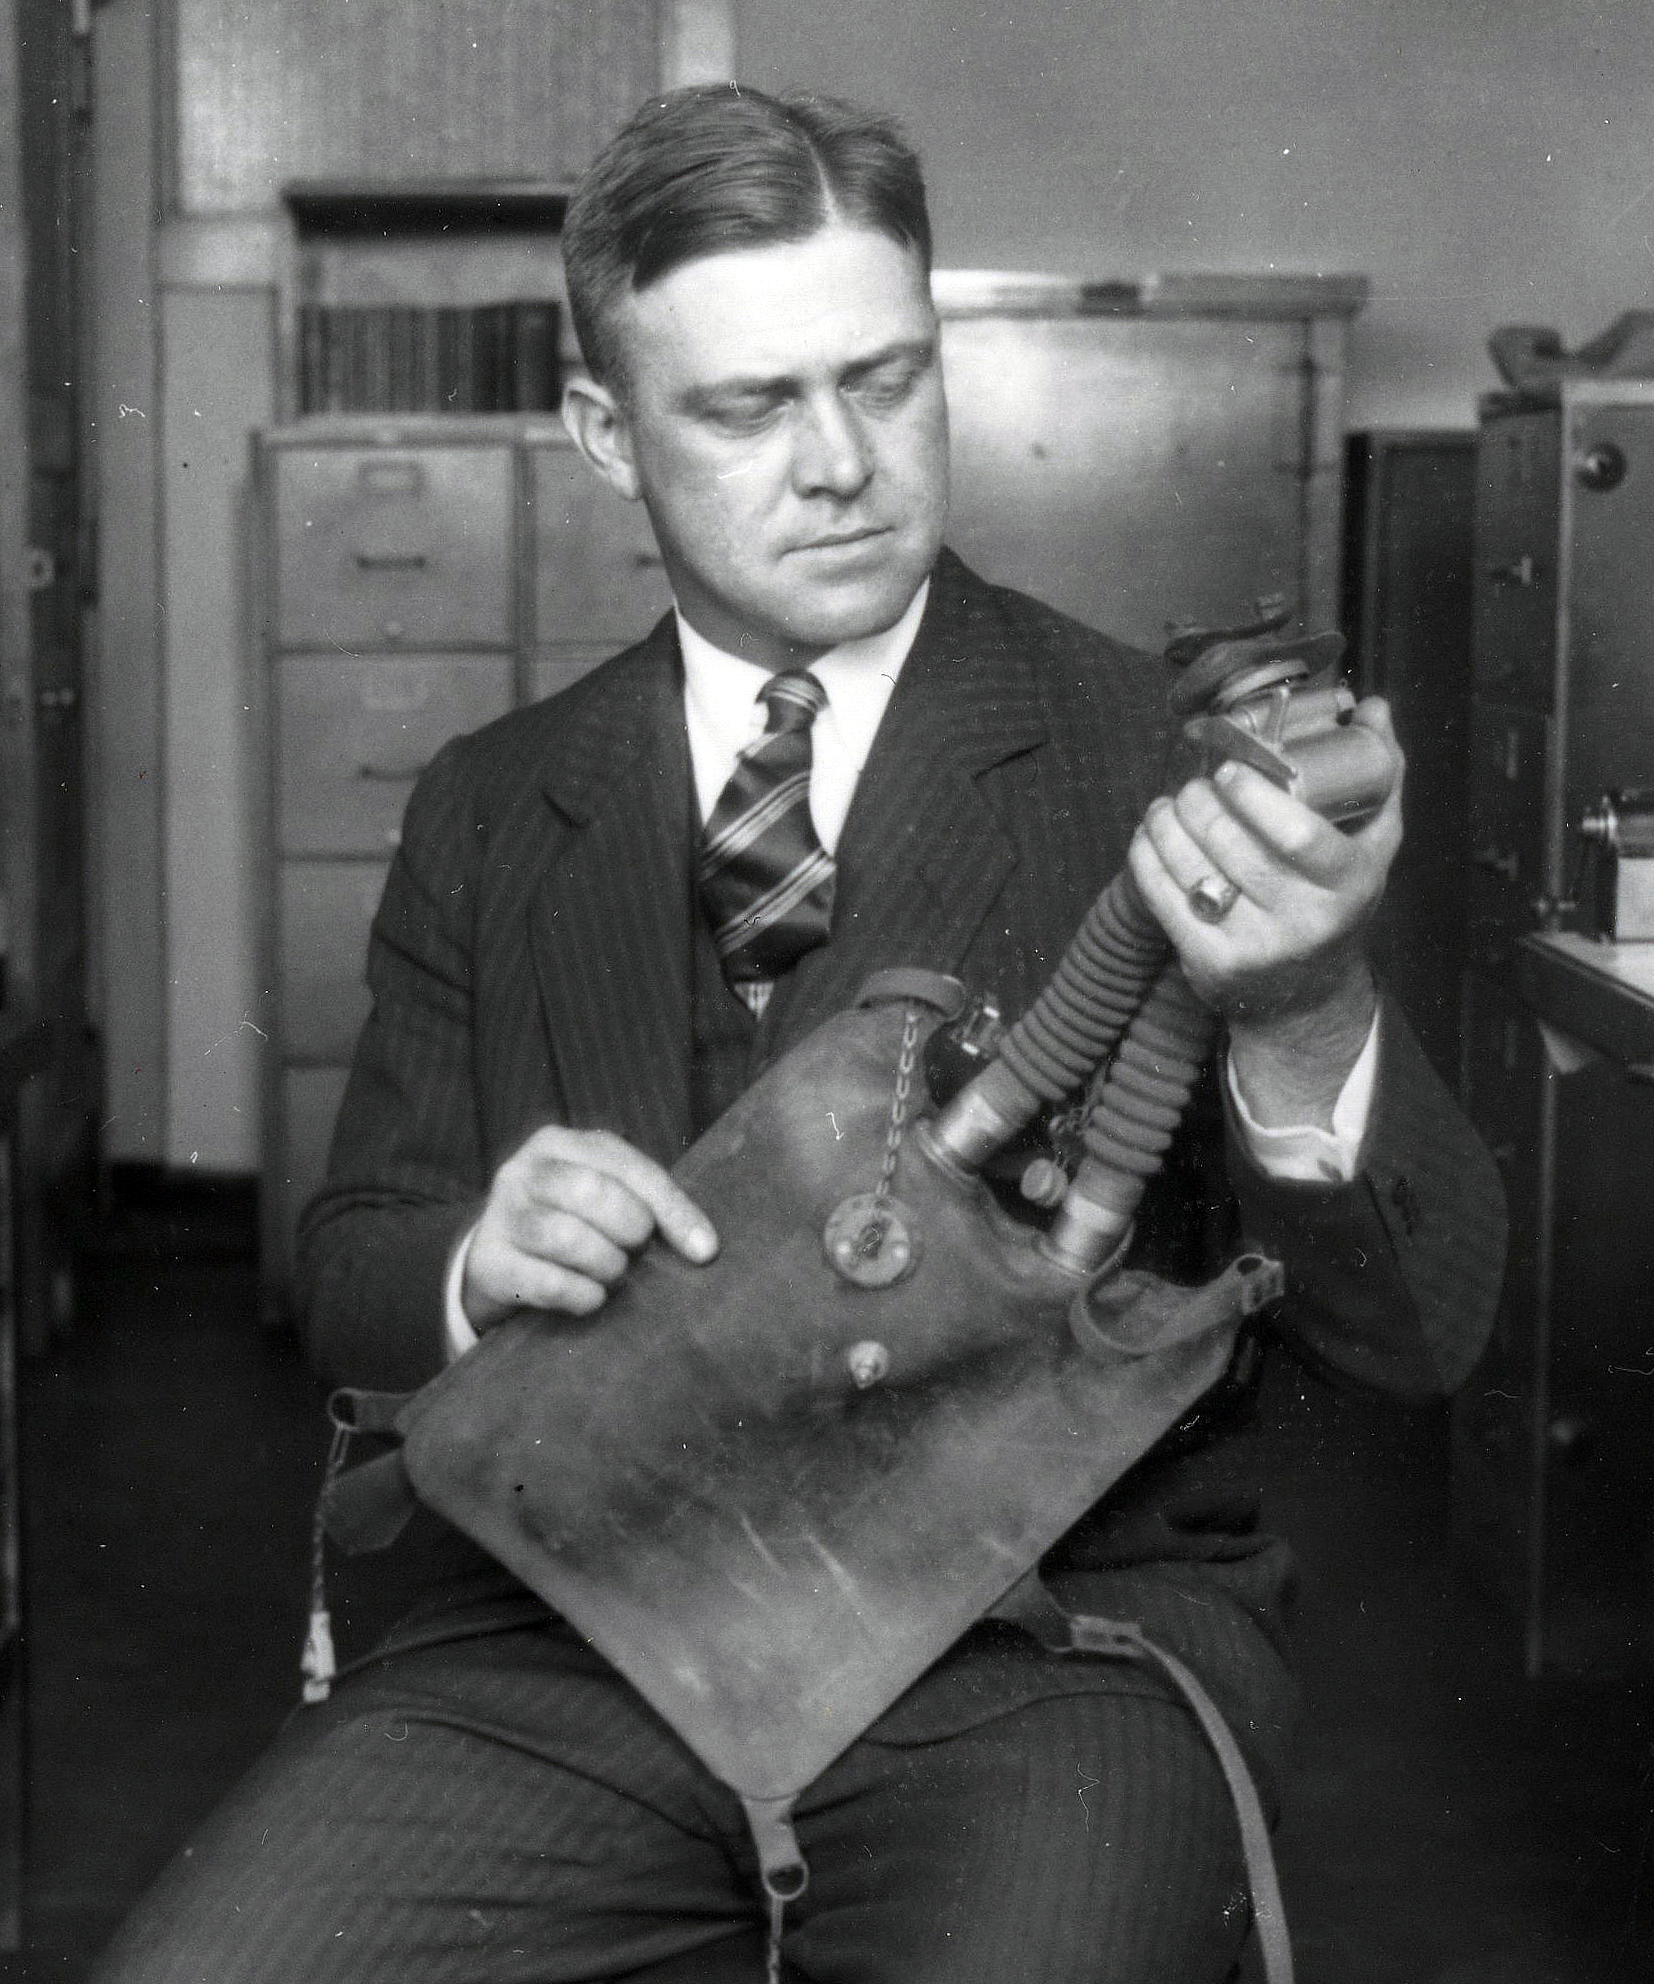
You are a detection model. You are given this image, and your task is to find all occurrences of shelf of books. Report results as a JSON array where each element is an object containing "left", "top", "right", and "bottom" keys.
[{"left": 283, "top": 180, "right": 573, "bottom": 418}]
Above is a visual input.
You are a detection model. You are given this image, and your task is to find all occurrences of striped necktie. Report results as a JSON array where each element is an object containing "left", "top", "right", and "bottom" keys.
[{"left": 698, "top": 671, "right": 836, "bottom": 1013}]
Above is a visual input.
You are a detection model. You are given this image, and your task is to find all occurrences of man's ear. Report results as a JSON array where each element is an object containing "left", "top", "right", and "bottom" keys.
[{"left": 561, "top": 376, "right": 643, "bottom": 501}]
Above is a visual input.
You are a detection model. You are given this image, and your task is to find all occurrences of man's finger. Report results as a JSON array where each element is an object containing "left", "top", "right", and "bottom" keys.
[
  {"left": 1143, "top": 794, "right": 1250, "bottom": 904},
  {"left": 553, "top": 1129, "right": 720, "bottom": 1265},
  {"left": 522, "top": 1160, "right": 656, "bottom": 1252},
  {"left": 1348, "top": 694, "right": 1402, "bottom": 759},
  {"left": 1166, "top": 782, "right": 1290, "bottom": 912},
  {"left": 1128, "top": 824, "right": 1213, "bottom": 951},
  {"left": 512, "top": 1205, "right": 632, "bottom": 1285},
  {"left": 463, "top": 1228, "right": 609, "bottom": 1323},
  {"left": 1210, "top": 761, "right": 1360, "bottom": 886}
]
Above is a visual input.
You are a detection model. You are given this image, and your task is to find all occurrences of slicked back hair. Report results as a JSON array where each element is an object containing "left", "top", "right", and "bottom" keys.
[{"left": 562, "top": 83, "right": 933, "bottom": 390}]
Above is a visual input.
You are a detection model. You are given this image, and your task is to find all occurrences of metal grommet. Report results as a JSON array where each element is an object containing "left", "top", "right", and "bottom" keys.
[{"left": 823, "top": 1193, "right": 921, "bottom": 1288}]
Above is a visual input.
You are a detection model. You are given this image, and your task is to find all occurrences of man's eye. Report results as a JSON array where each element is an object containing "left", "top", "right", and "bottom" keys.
[
  {"left": 852, "top": 354, "right": 931, "bottom": 408},
  {"left": 705, "top": 398, "right": 782, "bottom": 434}
]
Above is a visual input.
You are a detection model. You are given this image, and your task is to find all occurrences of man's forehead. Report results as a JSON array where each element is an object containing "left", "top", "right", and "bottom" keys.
[{"left": 613, "top": 221, "right": 934, "bottom": 387}]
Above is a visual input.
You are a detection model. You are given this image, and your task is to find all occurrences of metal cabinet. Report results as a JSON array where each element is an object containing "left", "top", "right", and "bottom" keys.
[
  {"left": 254, "top": 418, "right": 668, "bottom": 1309},
  {"left": 1452, "top": 383, "right": 1654, "bottom": 1672},
  {"left": 935, "top": 272, "right": 1363, "bottom": 652}
]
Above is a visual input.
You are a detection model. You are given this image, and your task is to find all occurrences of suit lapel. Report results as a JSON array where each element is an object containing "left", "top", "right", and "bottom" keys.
[
  {"left": 529, "top": 621, "right": 698, "bottom": 1163},
  {"left": 769, "top": 553, "right": 1048, "bottom": 1052}
]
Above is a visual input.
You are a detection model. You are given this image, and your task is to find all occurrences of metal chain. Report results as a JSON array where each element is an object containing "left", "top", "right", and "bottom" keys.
[
  {"left": 868, "top": 1007, "right": 920, "bottom": 1222},
  {"left": 311, "top": 1419, "right": 350, "bottom": 1615}
]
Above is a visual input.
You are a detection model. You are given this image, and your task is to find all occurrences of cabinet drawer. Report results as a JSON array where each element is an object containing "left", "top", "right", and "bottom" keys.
[
  {"left": 273, "top": 444, "right": 515, "bottom": 650},
  {"left": 1465, "top": 702, "right": 1550, "bottom": 968},
  {"left": 526, "top": 644, "right": 614, "bottom": 705},
  {"left": 1460, "top": 969, "right": 1544, "bottom": 1240},
  {"left": 1471, "top": 412, "right": 1560, "bottom": 708},
  {"left": 278, "top": 654, "right": 513, "bottom": 856},
  {"left": 528, "top": 443, "right": 671, "bottom": 644},
  {"left": 279, "top": 862, "right": 387, "bottom": 1063},
  {"left": 272, "top": 1064, "right": 351, "bottom": 1272}
]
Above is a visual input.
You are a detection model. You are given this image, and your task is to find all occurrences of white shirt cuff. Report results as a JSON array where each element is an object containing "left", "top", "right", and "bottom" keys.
[
  {"left": 443, "top": 1220, "right": 482, "bottom": 1361},
  {"left": 1226, "top": 1010, "right": 1380, "bottom": 1184}
]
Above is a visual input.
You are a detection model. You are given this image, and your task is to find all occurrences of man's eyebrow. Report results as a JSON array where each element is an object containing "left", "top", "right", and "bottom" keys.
[
  {"left": 678, "top": 337, "right": 938, "bottom": 414},
  {"left": 839, "top": 335, "right": 936, "bottom": 382},
  {"left": 678, "top": 374, "right": 796, "bottom": 413}
]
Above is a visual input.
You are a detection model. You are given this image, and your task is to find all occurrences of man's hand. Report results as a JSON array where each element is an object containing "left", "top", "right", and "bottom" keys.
[
  {"left": 1127, "top": 698, "right": 1404, "bottom": 1128},
  {"left": 461, "top": 1126, "right": 719, "bottom": 1333}
]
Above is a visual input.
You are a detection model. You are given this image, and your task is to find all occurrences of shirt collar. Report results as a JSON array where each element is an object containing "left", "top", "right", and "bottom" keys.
[{"left": 675, "top": 579, "right": 930, "bottom": 771}]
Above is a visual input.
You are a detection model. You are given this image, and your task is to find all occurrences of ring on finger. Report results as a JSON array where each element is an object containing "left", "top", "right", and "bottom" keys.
[{"left": 1188, "top": 874, "right": 1242, "bottom": 923}]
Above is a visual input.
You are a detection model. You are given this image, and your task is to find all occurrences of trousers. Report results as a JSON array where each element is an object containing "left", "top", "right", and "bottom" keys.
[{"left": 90, "top": 1610, "right": 1271, "bottom": 1984}]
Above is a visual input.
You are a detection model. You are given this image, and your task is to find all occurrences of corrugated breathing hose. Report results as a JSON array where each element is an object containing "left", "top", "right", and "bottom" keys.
[
  {"left": 1050, "top": 959, "right": 1216, "bottom": 1272},
  {"left": 924, "top": 868, "right": 1216, "bottom": 1274}
]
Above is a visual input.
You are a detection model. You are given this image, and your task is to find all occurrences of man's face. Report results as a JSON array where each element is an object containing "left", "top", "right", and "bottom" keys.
[{"left": 585, "top": 220, "right": 949, "bottom": 666}]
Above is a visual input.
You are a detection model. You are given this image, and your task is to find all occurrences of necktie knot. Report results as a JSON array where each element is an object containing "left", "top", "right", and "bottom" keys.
[{"left": 759, "top": 670, "right": 827, "bottom": 735}]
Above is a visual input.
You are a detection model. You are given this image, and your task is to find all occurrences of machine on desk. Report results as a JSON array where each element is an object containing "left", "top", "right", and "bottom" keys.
[{"left": 1578, "top": 789, "right": 1654, "bottom": 941}]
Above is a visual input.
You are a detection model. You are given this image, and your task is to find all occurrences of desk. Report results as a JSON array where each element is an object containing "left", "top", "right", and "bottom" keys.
[
  {"left": 1517, "top": 931, "right": 1654, "bottom": 1062},
  {"left": 1454, "top": 936, "right": 1654, "bottom": 1677},
  {"left": 0, "top": 1010, "right": 48, "bottom": 1948}
]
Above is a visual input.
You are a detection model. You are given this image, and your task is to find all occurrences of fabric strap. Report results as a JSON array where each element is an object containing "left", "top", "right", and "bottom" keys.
[
  {"left": 990, "top": 1571, "right": 1294, "bottom": 1984},
  {"left": 698, "top": 672, "right": 836, "bottom": 1012}
]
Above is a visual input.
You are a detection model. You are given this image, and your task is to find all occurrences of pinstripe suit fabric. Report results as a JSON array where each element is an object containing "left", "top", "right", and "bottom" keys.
[
  {"left": 93, "top": 551, "right": 1505, "bottom": 1983},
  {"left": 95, "top": 1622, "right": 1256, "bottom": 1984}
]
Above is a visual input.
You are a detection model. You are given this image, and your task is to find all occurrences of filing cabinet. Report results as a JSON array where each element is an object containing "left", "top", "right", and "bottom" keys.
[
  {"left": 254, "top": 418, "right": 671, "bottom": 1309},
  {"left": 1452, "top": 382, "right": 1654, "bottom": 1669}
]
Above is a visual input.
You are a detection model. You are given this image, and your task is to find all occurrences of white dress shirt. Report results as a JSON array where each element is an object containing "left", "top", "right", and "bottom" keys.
[{"left": 443, "top": 591, "right": 1377, "bottom": 1354}]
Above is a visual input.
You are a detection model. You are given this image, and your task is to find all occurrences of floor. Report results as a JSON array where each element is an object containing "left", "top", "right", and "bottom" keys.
[{"left": 3, "top": 1215, "right": 1652, "bottom": 1983}]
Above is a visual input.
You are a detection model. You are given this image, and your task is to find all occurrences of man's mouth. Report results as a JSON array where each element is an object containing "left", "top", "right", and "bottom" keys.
[{"left": 792, "top": 526, "right": 891, "bottom": 553}]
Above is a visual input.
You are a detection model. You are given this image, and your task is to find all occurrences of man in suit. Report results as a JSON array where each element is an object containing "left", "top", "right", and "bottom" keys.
[{"left": 94, "top": 83, "right": 1504, "bottom": 1984}]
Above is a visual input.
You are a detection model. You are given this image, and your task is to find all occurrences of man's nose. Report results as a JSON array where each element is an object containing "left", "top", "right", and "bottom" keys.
[{"left": 791, "top": 394, "right": 874, "bottom": 499}]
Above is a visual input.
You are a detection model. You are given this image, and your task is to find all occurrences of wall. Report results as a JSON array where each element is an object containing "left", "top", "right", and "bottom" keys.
[{"left": 738, "top": 0, "right": 1654, "bottom": 429}]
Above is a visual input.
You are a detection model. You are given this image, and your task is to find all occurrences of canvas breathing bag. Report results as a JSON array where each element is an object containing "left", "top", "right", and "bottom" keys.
[{"left": 319, "top": 943, "right": 1292, "bottom": 1983}]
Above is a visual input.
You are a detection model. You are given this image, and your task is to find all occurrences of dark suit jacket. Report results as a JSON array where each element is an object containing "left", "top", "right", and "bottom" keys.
[{"left": 298, "top": 549, "right": 1505, "bottom": 1763}]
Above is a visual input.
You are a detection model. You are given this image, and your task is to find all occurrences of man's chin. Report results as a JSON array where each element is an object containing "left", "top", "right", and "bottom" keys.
[{"left": 775, "top": 567, "right": 931, "bottom": 651}]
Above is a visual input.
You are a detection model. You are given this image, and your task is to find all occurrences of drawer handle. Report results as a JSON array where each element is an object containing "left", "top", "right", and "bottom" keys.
[
  {"left": 359, "top": 460, "right": 425, "bottom": 495},
  {"left": 354, "top": 552, "right": 429, "bottom": 571},
  {"left": 1472, "top": 845, "right": 1519, "bottom": 882},
  {"left": 357, "top": 760, "right": 429, "bottom": 783},
  {"left": 1487, "top": 554, "right": 1536, "bottom": 588}
]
